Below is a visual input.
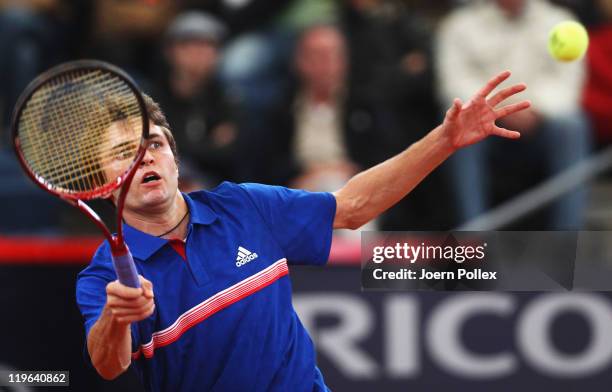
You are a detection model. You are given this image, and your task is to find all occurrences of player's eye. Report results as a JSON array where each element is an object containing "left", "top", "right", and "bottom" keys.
[
  {"left": 149, "top": 141, "right": 162, "bottom": 149},
  {"left": 115, "top": 149, "right": 132, "bottom": 160}
]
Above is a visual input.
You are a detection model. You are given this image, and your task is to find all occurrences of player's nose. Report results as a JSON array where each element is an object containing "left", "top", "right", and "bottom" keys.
[{"left": 140, "top": 149, "right": 154, "bottom": 165}]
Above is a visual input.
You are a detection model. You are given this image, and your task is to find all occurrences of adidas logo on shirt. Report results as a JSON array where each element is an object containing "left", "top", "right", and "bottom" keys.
[{"left": 236, "top": 246, "right": 258, "bottom": 267}]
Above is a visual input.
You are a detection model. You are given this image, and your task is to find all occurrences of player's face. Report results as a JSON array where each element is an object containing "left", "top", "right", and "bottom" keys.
[
  {"left": 106, "top": 123, "right": 179, "bottom": 213},
  {"left": 102, "top": 117, "right": 142, "bottom": 184}
]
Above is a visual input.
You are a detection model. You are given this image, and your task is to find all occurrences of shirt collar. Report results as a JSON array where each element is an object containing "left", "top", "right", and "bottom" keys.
[
  {"left": 122, "top": 192, "right": 217, "bottom": 260},
  {"left": 182, "top": 192, "right": 217, "bottom": 226}
]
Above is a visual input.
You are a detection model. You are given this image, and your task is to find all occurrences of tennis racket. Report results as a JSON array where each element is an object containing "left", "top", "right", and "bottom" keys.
[{"left": 11, "top": 60, "right": 149, "bottom": 288}]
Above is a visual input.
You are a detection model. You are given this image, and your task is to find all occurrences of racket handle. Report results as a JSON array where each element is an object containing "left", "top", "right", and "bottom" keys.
[{"left": 112, "top": 249, "right": 141, "bottom": 288}]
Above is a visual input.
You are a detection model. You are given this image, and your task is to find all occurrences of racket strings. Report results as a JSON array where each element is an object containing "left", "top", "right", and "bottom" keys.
[
  {"left": 21, "top": 71, "right": 135, "bottom": 185},
  {"left": 17, "top": 69, "right": 143, "bottom": 194},
  {"left": 19, "top": 71, "right": 105, "bottom": 190},
  {"left": 27, "top": 72, "right": 132, "bottom": 185}
]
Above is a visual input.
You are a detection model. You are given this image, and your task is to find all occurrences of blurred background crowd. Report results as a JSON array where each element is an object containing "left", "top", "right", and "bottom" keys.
[{"left": 1, "top": 0, "right": 612, "bottom": 234}]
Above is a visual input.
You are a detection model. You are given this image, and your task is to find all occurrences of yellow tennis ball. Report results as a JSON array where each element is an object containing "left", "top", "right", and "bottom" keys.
[{"left": 548, "top": 21, "right": 589, "bottom": 62}]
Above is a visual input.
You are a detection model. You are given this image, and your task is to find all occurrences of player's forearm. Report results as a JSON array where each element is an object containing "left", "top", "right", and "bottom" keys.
[
  {"left": 87, "top": 306, "right": 133, "bottom": 380},
  {"left": 333, "top": 125, "right": 454, "bottom": 229}
]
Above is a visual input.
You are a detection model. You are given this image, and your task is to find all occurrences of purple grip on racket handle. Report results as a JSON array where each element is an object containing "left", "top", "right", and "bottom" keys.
[{"left": 111, "top": 249, "right": 141, "bottom": 288}]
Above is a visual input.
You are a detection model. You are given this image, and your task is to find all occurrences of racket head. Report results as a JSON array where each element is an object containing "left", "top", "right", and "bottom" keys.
[{"left": 11, "top": 60, "right": 149, "bottom": 201}]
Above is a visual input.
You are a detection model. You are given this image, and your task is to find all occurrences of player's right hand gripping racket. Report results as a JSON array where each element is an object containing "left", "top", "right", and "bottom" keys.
[{"left": 12, "top": 60, "right": 149, "bottom": 288}]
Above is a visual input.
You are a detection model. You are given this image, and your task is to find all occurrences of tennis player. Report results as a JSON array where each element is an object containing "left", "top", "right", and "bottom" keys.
[{"left": 76, "top": 70, "right": 529, "bottom": 391}]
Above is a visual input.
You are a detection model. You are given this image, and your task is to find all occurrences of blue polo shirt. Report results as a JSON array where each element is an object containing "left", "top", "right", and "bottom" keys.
[{"left": 76, "top": 182, "right": 336, "bottom": 392}]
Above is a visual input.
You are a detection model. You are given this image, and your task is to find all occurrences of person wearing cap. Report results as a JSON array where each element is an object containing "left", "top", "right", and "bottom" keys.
[{"left": 151, "top": 11, "right": 240, "bottom": 189}]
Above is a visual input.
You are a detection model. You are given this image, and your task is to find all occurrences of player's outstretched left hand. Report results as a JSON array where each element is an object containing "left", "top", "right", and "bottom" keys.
[{"left": 443, "top": 70, "right": 531, "bottom": 149}]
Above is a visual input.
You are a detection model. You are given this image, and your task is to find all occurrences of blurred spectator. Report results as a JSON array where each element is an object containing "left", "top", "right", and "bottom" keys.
[
  {"left": 150, "top": 11, "right": 241, "bottom": 190},
  {"left": 253, "top": 25, "right": 385, "bottom": 193},
  {"left": 436, "top": 0, "right": 591, "bottom": 229},
  {"left": 583, "top": 0, "right": 612, "bottom": 146},
  {"left": 289, "top": 24, "right": 355, "bottom": 191}
]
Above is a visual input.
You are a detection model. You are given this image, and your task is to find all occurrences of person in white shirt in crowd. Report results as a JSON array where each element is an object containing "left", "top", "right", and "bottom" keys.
[{"left": 436, "top": 0, "right": 591, "bottom": 229}]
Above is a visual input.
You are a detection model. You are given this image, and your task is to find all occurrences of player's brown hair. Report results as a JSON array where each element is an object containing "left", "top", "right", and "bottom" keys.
[{"left": 142, "top": 93, "right": 179, "bottom": 164}]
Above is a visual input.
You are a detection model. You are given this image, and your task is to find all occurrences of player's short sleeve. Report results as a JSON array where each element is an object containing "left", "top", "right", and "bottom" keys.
[
  {"left": 238, "top": 183, "right": 336, "bottom": 265},
  {"left": 76, "top": 247, "right": 116, "bottom": 338},
  {"left": 75, "top": 245, "right": 140, "bottom": 353}
]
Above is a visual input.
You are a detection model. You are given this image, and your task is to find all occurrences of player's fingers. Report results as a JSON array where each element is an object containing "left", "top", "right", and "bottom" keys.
[
  {"left": 140, "top": 276, "right": 154, "bottom": 298},
  {"left": 445, "top": 98, "right": 462, "bottom": 121},
  {"left": 107, "top": 280, "right": 144, "bottom": 299},
  {"left": 493, "top": 126, "right": 521, "bottom": 139},
  {"left": 111, "top": 301, "right": 154, "bottom": 319},
  {"left": 115, "top": 303, "right": 155, "bottom": 324},
  {"left": 111, "top": 300, "right": 155, "bottom": 317},
  {"left": 487, "top": 83, "right": 527, "bottom": 107},
  {"left": 107, "top": 294, "right": 150, "bottom": 309},
  {"left": 477, "top": 70, "right": 511, "bottom": 98},
  {"left": 494, "top": 100, "right": 531, "bottom": 119}
]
